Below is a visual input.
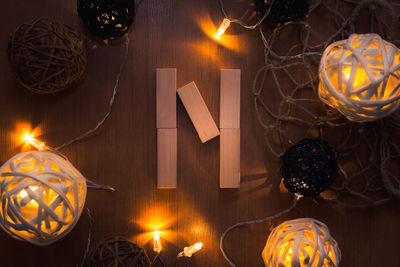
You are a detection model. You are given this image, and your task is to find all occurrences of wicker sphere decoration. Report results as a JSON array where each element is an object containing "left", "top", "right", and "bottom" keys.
[
  {"left": 319, "top": 33, "right": 400, "bottom": 122},
  {"left": 255, "top": 0, "right": 310, "bottom": 25},
  {"left": 0, "top": 151, "right": 87, "bottom": 246},
  {"left": 88, "top": 237, "right": 151, "bottom": 267},
  {"left": 77, "top": 0, "right": 135, "bottom": 40},
  {"left": 262, "top": 218, "right": 341, "bottom": 267},
  {"left": 281, "top": 139, "right": 338, "bottom": 197},
  {"left": 8, "top": 18, "right": 86, "bottom": 94}
]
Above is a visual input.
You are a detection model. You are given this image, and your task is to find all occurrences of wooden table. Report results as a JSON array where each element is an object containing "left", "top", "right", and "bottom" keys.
[{"left": 0, "top": 0, "right": 399, "bottom": 266}]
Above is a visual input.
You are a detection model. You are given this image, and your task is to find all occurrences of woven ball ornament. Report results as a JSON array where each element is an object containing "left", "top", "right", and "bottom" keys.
[
  {"left": 88, "top": 237, "right": 151, "bottom": 267},
  {"left": 0, "top": 151, "right": 87, "bottom": 246},
  {"left": 319, "top": 33, "right": 400, "bottom": 122},
  {"left": 255, "top": 0, "right": 310, "bottom": 25},
  {"left": 8, "top": 18, "right": 86, "bottom": 94},
  {"left": 281, "top": 139, "right": 338, "bottom": 197},
  {"left": 262, "top": 218, "right": 341, "bottom": 267},
  {"left": 77, "top": 0, "right": 135, "bottom": 40}
]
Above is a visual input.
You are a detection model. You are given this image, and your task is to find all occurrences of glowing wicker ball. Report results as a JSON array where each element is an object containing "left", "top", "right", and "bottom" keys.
[
  {"left": 319, "top": 33, "right": 400, "bottom": 122},
  {"left": 0, "top": 151, "right": 87, "bottom": 246},
  {"left": 262, "top": 218, "right": 341, "bottom": 267}
]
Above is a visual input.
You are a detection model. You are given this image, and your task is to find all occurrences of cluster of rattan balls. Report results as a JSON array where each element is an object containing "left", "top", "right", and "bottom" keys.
[
  {"left": 281, "top": 139, "right": 338, "bottom": 197},
  {"left": 8, "top": 18, "right": 86, "bottom": 94},
  {"left": 88, "top": 237, "right": 150, "bottom": 267}
]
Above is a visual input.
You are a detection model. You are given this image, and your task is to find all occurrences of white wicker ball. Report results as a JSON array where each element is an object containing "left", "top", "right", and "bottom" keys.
[
  {"left": 319, "top": 33, "right": 400, "bottom": 122},
  {"left": 0, "top": 151, "right": 87, "bottom": 246},
  {"left": 262, "top": 218, "right": 341, "bottom": 267}
]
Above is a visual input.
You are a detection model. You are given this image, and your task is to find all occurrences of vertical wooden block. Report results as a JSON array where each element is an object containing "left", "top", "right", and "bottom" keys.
[
  {"left": 220, "top": 128, "right": 240, "bottom": 188},
  {"left": 156, "top": 68, "right": 176, "bottom": 128},
  {"left": 157, "top": 129, "right": 177, "bottom": 188},
  {"left": 177, "top": 82, "right": 220, "bottom": 143},
  {"left": 220, "top": 69, "right": 241, "bottom": 129}
]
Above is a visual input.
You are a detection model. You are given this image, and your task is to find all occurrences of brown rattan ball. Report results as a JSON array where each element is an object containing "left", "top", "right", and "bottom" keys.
[
  {"left": 88, "top": 237, "right": 151, "bottom": 267},
  {"left": 8, "top": 18, "right": 87, "bottom": 94}
]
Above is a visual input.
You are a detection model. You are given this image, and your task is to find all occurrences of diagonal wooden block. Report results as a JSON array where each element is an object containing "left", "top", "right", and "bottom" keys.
[
  {"left": 220, "top": 69, "right": 241, "bottom": 129},
  {"left": 156, "top": 68, "right": 176, "bottom": 129},
  {"left": 157, "top": 128, "right": 177, "bottom": 188},
  {"left": 177, "top": 82, "right": 220, "bottom": 143},
  {"left": 220, "top": 128, "right": 240, "bottom": 188}
]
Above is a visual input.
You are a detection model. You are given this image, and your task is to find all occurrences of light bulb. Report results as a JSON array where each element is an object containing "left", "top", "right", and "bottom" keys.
[
  {"left": 178, "top": 242, "right": 203, "bottom": 258},
  {"left": 153, "top": 231, "right": 162, "bottom": 254},
  {"left": 215, "top": 18, "right": 231, "bottom": 40},
  {"left": 23, "top": 133, "right": 46, "bottom": 151}
]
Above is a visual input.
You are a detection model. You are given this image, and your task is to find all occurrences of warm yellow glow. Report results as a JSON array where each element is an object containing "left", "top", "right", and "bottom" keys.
[
  {"left": 178, "top": 242, "right": 203, "bottom": 258},
  {"left": 153, "top": 231, "right": 162, "bottom": 254},
  {"left": 197, "top": 15, "right": 240, "bottom": 52},
  {"left": 342, "top": 66, "right": 367, "bottom": 88},
  {"left": 23, "top": 133, "right": 46, "bottom": 151},
  {"left": 12, "top": 123, "right": 42, "bottom": 150},
  {"left": 132, "top": 204, "right": 177, "bottom": 245},
  {"left": 215, "top": 18, "right": 231, "bottom": 40},
  {"left": 277, "top": 239, "right": 315, "bottom": 266}
]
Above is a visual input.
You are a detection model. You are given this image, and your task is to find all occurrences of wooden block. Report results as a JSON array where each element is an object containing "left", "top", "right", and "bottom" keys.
[
  {"left": 156, "top": 68, "right": 176, "bottom": 128},
  {"left": 220, "top": 69, "right": 241, "bottom": 129},
  {"left": 177, "top": 82, "right": 220, "bottom": 143},
  {"left": 220, "top": 128, "right": 240, "bottom": 188},
  {"left": 157, "top": 129, "right": 177, "bottom": 188}
]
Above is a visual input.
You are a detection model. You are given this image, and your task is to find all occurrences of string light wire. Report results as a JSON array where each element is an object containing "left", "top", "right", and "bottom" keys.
[
  {"left": 55, "top": 36, "right": 130, "bottom": 151},
  {"left": 220, "top": 195, "right": 300, "bottom": 267}
]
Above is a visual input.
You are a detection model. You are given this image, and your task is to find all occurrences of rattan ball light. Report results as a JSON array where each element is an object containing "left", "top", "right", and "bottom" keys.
[
  {"left": 319, "top": 33, "right": 400, "bottom": 122},
  {"left": 262, "top": 218, "right": 341, "bottom": 267},
  {"left": 8, "top": 18, "right": 86, "bottom": 94},
  {"left": 0, "top": 151, "right": 87, "bottom": 246},
  {"left": 88, "top": 237, "right": 151, "bottom": 267},
  {"left": 281, "top": 139, "right": 338, "bottom": 197},
  {"left": 77, "top": 0, "right": 135, "bottom": 40}
]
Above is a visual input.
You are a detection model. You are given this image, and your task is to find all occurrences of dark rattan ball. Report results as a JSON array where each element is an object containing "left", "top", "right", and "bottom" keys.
[
  {"left": 255, "top": 0, "right": 310, "bottom": 25},
  {"left": 77, "top": 0, "right": 135, "bottom": 40},
  {"left": 88, "top": 237, "right": 150, "bottom": 267},
  {"left": 8, "top": 18, "right": 86, "bottom": 94},
  {"left": 281, "top": 139, "right": 338, "bottom": 197}
]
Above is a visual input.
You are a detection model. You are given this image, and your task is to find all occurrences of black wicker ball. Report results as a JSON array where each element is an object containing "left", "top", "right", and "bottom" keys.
[
  {"left": 77, "top": 0, "right": 135, "bottom": 40},
  {"left": 255, "top": 0, "right": 310, "bottom": 25},
  {"left": 88, "top": 237, "right": 150, "bottom": 267},
  {"left": 281, "top": 139, "right": 338, "bottom": 197}
]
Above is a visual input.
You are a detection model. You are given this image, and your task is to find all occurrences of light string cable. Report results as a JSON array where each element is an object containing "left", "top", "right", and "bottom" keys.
[
  {"left": 218, "top": 0, "right": 275, "bottom": 30},
  {"left": 78, "top": 207, "right": 93, "bottom": 267},
  {"left": 220, "top": 195, "right": 301, "bottom": 267},
  {"left": 152, "top": 253, "right": 166, "bottom": 267},
  {"left": 55, "top": 36, "right": 130, "bottom": 151}
]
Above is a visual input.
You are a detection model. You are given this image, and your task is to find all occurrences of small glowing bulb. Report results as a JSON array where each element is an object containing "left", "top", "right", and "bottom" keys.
[
  {"left": 153, "top": 231, "right": 162, "bottom": 254},
  {"left": 178, "top": 242, "right": 203, "bottom": 258},
  {"left": 215, "top": 18, "right": 231, "bottom": 40},
  {"left": 23, "top": 133, "right": 46, "bottom": 151}
]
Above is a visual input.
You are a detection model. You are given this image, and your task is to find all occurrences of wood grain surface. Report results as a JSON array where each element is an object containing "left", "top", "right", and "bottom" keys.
[{"left": 0, "top": 0, "right": 400, "bottom": 266}]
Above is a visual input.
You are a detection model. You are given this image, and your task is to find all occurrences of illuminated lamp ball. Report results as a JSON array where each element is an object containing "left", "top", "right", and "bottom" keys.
[
  {"left": 281, "top": 139, "right": 338, "bottom": 197},
  {"left": 319, "top": 33, "right": 400, "bottom": 122},
  {"left": 262, "top": 218, "right": 341, "bottom": 267},
  {"left": 88, "top": 237, "right": 151, "bottom": 267},
  {"left": 7, "top": 18, "right": 86, "bottom": 94},
  {"left": 77, "top": 0, "right": 135, "bottom": 40},
  {"left": 0, "top": 151, "right": 87, "bottom": 246},
  {"left": 254, "top": 0, "right": 310, "bottom": 24}
]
